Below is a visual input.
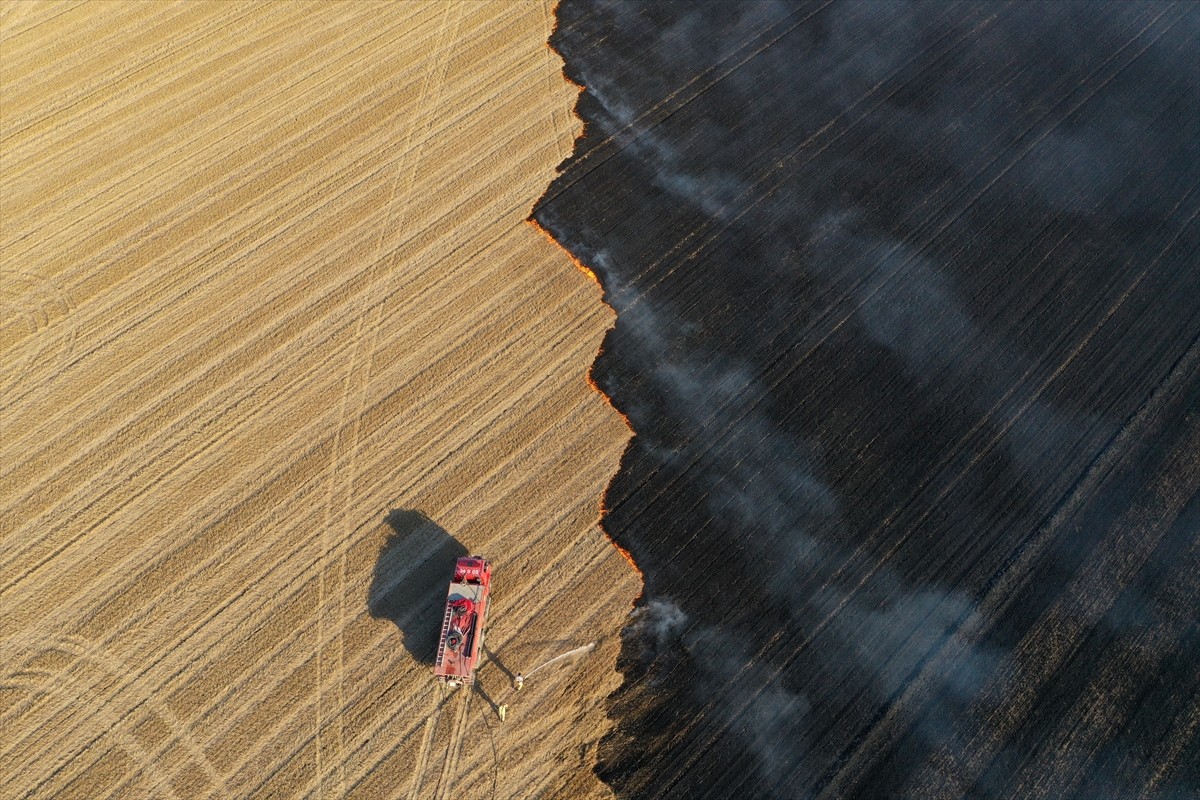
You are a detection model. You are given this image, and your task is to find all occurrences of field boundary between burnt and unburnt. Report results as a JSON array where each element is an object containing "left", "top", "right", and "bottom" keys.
[{"left": 527, "top": 2, "right": 645, "bottom": 596}]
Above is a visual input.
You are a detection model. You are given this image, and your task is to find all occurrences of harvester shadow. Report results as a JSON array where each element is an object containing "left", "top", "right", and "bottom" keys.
[{"left": 367, "top": 509, "right": 468, "bottom": 666}]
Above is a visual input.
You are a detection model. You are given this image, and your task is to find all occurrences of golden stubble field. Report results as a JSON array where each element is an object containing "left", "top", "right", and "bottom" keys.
[{"left": 0, "top": 2, "right": 639, "bottom": 798}]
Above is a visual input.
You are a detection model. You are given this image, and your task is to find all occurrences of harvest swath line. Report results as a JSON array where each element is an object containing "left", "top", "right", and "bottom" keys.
[
  {"left": 0, "top": 289, "right": 600, "bottom": 738},
  {"left": 562, "top": 3, "right": 1170, "bottom": 577},
  {"left": 546, "top": 0, "right": 1159, "bottom": 385},
  {"left": 538, "top": 9, "right": 1018, "bottom": 533},
  {"left": 2, "top": 3, "right": 283, "bottom": 180},
  {"left": 261, "top": 455, "right": 624, "bottom": 796},
  {"left": 1012, "top": 535, "right": 1199, "bottom": 797},
  {"left": 2, "top": 9, "right": 387, "bottom": 263},
  {"left": 1, "top": 11, "right": 501, "bottom": 319},
  {"left": 811, "top": 334, "right": 1200, "bottom": 799},
  {"left": 406, "top": 688, "right": 444, "bottom": 800},
  {"left": 0, "top": 0, "right": 62, "bottom": 39},
  {"left": 8, "top": 267, "right": 601, "bottom": 668},
  {"left": 1, "top": 34, "right": 561, "bottom": 474},
  {"left": 2, "top": 381, "right": 619, "bottom": 796},
  {"left": 1, "top": 635, "right": 223, "bottom": 799},
  {"left": 0, "top": 2, "right": 197, "bottom": 117},
  {"left": 1141, "top": 684, "right": 1200, "bottom": 799},
  {"left": 932, "top": 485, "right": 1198, "bottom": 796},
  {"left": 2, "top": 257, "right": 578, "bottom": 767},
  {"left": 2, "top": 4, "right": 266, "bottom": 144},
  {"left": 0, "top": 104, "right": 580, "bottom": 594},
  {"left": 1, "top": 5, "right": 445, "bottom": 257},
  {"left": 4, "top": 381, "right": 614, "bottom": 796},
  {"left": 317, "top": 5, "right": 462, "bottom": 787},
  {"left": 1, "top": 12, "right": 162, "bottom": 109},
  {"left": 537, "top": 1, "right": 835, "bottom": 208},
  {"left": 251, "top": 475, "right": 627, "bottom": 794},
  {"left": 0, "top": 84, "right": 556, "bottom": 501},
  {"left": 234, "top": 528, "right": 622, "bottom": 797},
  {"left": 2, "top": 2, "right": 633, "bottom": 795}
]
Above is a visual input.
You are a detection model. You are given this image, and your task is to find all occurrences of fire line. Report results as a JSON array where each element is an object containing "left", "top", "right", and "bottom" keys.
[
  {"left": 525, "top": 217, "right": 643, "bottom": 590},
  {"left": 526, "top": 7, "right": 644, "bottom": 594}
]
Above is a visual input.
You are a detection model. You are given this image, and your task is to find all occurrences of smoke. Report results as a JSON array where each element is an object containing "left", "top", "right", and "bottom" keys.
[
  {"left": 590, "top": 253, "right": 1010, "bottom": 780},
  {"left": 543, "top": 0, "right": 1199, "bottom": 795},
  {"left": 628, "top": 598, "right": 689, "bottom": 656},
  {"left": 573, "top": 75, "right": 748, "bottom": 224},
  {"left": 740, "top": 0, "right": 1199, "bottom": 220},
  {"left": 803, "top": 211, "right": 1117, "bottom": 477},
  {"left": 683, "top": 625, "right": 812, "bottom": 789},
  {"left": 811, "top": 582, "right": 1003, "bottom": 755},
  {"left": 589, "top": 252, "right": 844, "bottom": 554},
  {"left": 551, "top": 236, "right": 1023, "bottom": 792}
]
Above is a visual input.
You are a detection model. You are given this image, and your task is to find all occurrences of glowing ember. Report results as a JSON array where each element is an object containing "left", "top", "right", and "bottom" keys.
[
  {"left": 608, "top": 533, "right": 642, "bottom": 577},
  {"left": 524, "top": 220, "right": 641, "bottom": 590}
]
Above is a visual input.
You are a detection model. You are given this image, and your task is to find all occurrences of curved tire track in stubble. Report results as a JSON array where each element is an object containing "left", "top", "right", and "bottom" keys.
[
  {"left": 0, "top": 272, "right": 608, "bottom": 799},
  {"left": 0, "top": 270, "right": 77, "bottom": 406},
  {"left": 0, "top": 634, "right": 226, "bottom": 799},
  {"left": 2, "top": 2, "right": 637, "bottom": 797}
]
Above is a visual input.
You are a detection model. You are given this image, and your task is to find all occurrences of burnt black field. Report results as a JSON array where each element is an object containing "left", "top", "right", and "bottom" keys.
[{"left": 533, "top": 2, "right": 1199, "bottom": 799}]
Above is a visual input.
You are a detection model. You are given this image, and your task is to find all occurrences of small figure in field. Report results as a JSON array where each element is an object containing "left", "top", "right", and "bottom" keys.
[
  {"left": 498, "top": 704, "right": 507, "bottom": 722},
  {"left": 514, "top": 673, "right": 524, "bottom": 692}
]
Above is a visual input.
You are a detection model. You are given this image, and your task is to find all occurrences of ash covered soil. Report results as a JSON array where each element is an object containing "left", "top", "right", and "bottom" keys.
[{"left": 535, "top": 2, "right": 1200, "bottom": 798}]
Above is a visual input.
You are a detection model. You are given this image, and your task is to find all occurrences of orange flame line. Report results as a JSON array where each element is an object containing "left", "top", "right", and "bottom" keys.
[
  {"left": 525, "top": 218, "right": 643, "bottom": 593},
  {"left": 527, "top": 218, "right": 600, "bottom": 287},
  {"left": 529, "top": 3, "right": 644, "bottom": 600}
]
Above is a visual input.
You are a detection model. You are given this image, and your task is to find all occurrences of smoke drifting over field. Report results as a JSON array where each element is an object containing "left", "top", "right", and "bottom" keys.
[{"left": 538, "top": 1, "right": 1199, "bottom": 798}]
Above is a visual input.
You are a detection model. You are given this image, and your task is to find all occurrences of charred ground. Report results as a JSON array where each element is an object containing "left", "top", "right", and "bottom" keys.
[{"left": 534, "top": 2, "right": 1199, "bottom": 798}]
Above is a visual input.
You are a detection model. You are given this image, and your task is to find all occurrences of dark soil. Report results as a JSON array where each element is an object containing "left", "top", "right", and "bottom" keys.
[{"left": 534, "top": 2, "right": 1200, "bottom": 798}]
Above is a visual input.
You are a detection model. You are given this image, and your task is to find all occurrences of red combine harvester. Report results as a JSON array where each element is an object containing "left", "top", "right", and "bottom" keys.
[{"left": 433, "top": 556, "right": 491, "bottom": 687}]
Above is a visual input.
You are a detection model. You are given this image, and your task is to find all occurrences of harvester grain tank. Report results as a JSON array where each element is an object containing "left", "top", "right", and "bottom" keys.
[{"left": 433, "top": 556, "right": 491, "bottom": 687}]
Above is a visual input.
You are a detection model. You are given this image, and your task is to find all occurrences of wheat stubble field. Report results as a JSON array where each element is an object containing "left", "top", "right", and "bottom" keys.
[{"left": 0, "top": 2, "right": 638, "bottom": 798}]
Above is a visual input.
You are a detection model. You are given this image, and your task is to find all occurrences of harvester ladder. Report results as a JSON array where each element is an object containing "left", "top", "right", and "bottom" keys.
[{"left": 434, "top": 603, "right": 454, "bottom": 667}]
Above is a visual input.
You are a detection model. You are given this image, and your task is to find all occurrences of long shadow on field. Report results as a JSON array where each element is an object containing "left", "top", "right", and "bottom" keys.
[{"left": 367, "top": 509, "right": 467, "bottom": 666}]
